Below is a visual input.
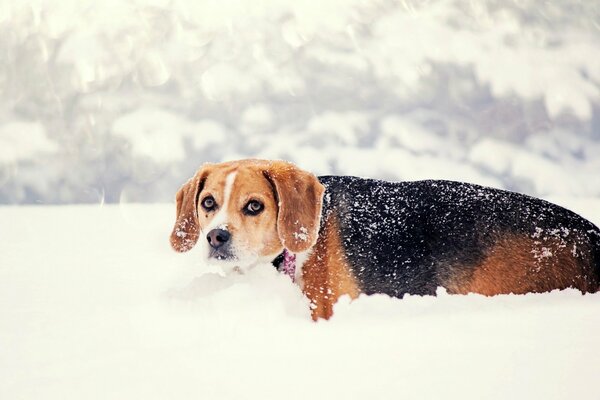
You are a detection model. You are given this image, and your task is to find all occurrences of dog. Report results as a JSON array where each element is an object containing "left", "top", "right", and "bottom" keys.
[{"left": 170, "top": 159, "right": 600, "bottom": 320}]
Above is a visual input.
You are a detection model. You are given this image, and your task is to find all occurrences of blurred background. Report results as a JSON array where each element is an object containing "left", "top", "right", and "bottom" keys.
[{"left": 1, "top": 0, "right": 599, "bottom": 205}]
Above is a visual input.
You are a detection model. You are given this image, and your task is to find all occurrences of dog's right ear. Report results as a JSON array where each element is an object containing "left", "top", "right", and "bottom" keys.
[
  {"left": 170, "top": 166, "right": 211, "bottom": 252},
  {"left": 263, "top": 161, "right": 325, "bottom": 253}
]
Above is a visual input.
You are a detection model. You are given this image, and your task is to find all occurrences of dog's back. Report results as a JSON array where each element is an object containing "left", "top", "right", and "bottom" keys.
[{"left": 319, "top": 176, "right": 600, "bottom": 298}]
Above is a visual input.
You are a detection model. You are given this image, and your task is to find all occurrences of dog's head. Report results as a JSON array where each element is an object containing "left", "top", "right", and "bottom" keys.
[{"left": 170, "top": 159, "right": 324, "bottom": 271}]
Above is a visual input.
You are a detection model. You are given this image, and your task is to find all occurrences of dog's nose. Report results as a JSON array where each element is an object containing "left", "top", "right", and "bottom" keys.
[{"left": 206, "top": 229, "right": 230, "bottom": 249}]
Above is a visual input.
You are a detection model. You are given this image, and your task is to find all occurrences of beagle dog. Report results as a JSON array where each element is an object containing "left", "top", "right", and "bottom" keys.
[{"left": 170, "top": 159, "right": 600, "bottom": 320}]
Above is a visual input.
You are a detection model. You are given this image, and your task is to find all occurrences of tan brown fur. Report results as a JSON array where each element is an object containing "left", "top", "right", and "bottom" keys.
[
  {"left": 170, "top": 165, "right": 213, "bottom": 252},
  {"left": 447, "top": 234, "right": 596, "bottom": 295},
  {"left": 199, "top": 165, "right": 282, "bottom": 258},
  {"left": 302, "top": 215, "right": 361, "bottom": 321},
  {"left": 170, "top": 159, "right": 324, "bottom": 262},
  {"left": 264, "top": 161, "right": 324, "bottom": 253}
]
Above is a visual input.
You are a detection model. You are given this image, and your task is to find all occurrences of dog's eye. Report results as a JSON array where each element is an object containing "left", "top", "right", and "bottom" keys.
[
  {"left": 244, "top": 200, "right": 264, "bottom": 216},
  {"left": 201, "top": 196, "right": 216, "bottom": 211}
]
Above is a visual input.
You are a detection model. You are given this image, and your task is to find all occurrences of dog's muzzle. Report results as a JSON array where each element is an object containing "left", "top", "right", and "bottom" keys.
[{"left": 206, "top": 228, "right": 235, "bottom": 260}]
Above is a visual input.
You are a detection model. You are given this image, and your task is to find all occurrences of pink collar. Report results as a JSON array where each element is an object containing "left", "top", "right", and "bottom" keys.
[{"left": 281, "top": 249, "right": 296, "bottom": 282}]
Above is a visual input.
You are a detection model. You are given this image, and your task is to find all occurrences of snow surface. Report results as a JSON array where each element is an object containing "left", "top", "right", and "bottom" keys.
[
  {"left": 1, "top": 1, "right": 600, "bottom": 396},
  {"left": 1, "top": 202, "right": 600, "bottom": 399}
]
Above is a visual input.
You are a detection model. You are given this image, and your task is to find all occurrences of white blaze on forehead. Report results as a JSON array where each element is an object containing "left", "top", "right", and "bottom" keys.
[
  {"left": 204, "top": 171, "right": 237, "bottom": 232},
  {"left": 223, "top": 171, "right": 236, "bottom": 205}
]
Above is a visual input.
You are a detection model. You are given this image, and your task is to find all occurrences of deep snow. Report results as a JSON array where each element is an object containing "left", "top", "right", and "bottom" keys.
[
  {"left": 2, "top": 1, "right": 600, "bottom": 398},
  {"left": 1, "top": 200, "right": 599, "bottom": 399}
]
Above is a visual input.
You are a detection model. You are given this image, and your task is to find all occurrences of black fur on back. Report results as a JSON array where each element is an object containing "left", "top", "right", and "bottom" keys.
[
  {"left": 593, "top": 230, "right": 600, "bottom": 285},
  {"left": 318, "top": 176, "right": 600, "bottom": 298}
]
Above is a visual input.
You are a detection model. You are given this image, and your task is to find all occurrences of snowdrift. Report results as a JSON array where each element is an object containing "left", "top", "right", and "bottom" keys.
[{"left": 1, "top": 202, "right": 599, "bottom": 399}]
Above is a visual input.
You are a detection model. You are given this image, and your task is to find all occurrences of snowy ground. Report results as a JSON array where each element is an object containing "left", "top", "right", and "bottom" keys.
[
  {"left": 1, "top": 0, "right": 600, "bottom": 398},
  {"left": 1, "top": 200, "right": 600, "bottom": 400}
]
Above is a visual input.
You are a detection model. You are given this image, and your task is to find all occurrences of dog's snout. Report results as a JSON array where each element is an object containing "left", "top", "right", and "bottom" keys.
[{"left": 207, "top": 229, "right": 231, "bottom": 249}]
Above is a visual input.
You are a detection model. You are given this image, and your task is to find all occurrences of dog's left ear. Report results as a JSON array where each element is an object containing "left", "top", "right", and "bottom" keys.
[
  {"left": 170, "top": 166, "right": 210, "bottom": 252},
  {"left": 264, "top": 161, "right": 325, "bottom": 253}
]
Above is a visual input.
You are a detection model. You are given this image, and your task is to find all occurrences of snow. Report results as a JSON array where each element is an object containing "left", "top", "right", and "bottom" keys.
[
  {"left": 0, "top": 122, "right": 57, "bottom": 164},
  {"left": 2, "top": 0, "right": 600, "bottom": 203},
  {"left": 1, "top": 1, "right": 600, "bottom": 396},
  {"left": 293, "top": 226, "right": 309, "bottom": 242},
  {"left": 113, "top": 108, "right": 228, "bottom": 164},
  {"left": 1, "top": 202, "right": 599, "bottom": 399}
]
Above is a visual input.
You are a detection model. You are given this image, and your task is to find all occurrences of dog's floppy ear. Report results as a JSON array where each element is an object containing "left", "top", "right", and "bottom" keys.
[
  {"left": 264, "top": 161, "right": 325, "bottom": 253},
  {"left": 170, "top": 166, "right": 210, "bottom": 252}
]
